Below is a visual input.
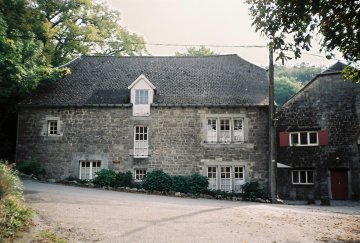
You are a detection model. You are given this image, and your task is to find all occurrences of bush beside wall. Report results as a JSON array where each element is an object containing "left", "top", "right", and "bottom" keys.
[{"left": 0, "top": 160, "right": 33, "bottom": 240}]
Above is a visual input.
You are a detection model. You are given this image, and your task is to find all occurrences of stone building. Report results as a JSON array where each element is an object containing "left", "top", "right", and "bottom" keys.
[
  {"left": 16, "top": 55, "right": 270, "bottom": 192},
  {"left": 276, "top": 62, "right": 360, "bottom": 200}
]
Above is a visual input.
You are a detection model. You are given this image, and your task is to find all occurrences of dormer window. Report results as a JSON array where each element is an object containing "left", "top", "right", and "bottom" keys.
[
  {"left": 135, "top": 90, "right": 149, "bottom": 105},
  {"left": 128, "top": 74, "right": 156, "bottom": 117}
]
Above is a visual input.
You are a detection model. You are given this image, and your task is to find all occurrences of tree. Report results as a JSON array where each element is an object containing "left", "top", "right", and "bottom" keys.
[
  {"left": 275, "top": 63, "right": 323, "bottom": 84},
  {"left": 274, "top": 76, "right": 302, "bottom": 107},
  {"left": 246, "top": 0, "right": 360, "bottom": 82},
  {"left": 29, "top": 0, "right": 147, "bottom": 66},
  {"left": 175, "top": 46, "right": 216, "bottom": 56}
]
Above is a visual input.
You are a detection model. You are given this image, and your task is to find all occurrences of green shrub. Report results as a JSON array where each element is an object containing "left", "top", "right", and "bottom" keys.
[
  {"left": 142, "top": 169, "right": 172, "bottom": 192},
  {"left": 17, "top": 158, "right": 45, "bottom": 177},
  {"left": 241, "top": 181, "right": 269, "bottom": 201},
  {"left": 188, "top": 173, "right": 208, "bottom": 194},
  {"left": 115, "top": 171, "right": 133, "bottom": 188},
  {"left": 93, "top": 169, "right": 117, "bottom": 187},
  {"left": 171, "top": 175, "right": 190, "bottom": 193},
  {"left": 0, "top": 161, "right": 33, "bottom": 240}
]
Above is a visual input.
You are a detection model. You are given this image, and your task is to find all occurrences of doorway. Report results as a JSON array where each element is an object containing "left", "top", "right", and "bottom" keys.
[{"left": 330, "top": 169, "right": 348, "bottom": 200}]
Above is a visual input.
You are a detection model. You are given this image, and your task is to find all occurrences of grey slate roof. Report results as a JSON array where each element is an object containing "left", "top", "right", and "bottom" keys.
[
  {"left": 321, "top": 61, "right": 347, "bottom": 74},
  {"left": 22, "top": 55, "right": 269, "bottom": 107}
]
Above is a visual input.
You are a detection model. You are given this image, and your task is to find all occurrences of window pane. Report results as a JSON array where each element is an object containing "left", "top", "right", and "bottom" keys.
[
  {"left": 300, "top": 171, "right": 307, "bottom": 183},
  {"left": 309, "top": 132, "right": 317, "bottom": 144},
  {"left": 233, "top": 119, "right": 244, "bottom": 142},
  {"left": 207, "top": 119, "right": 217, "bottom": 143},
  {"left": 291, "top": 133, "right": 299, "bottom": 145},
  {"left": 220, "top": 119, "right": 230, "bottom": 131},
  {"left": 300, "top": 132, "right": 308, "bottom": 144},
  {"left": 292, "top": 171, "right": 299, "bottom": 183}
]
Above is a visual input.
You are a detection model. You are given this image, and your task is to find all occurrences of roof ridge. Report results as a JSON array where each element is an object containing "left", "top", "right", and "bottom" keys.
[{"left": 81, "top": 54, "right": 238, "bottom": 58}]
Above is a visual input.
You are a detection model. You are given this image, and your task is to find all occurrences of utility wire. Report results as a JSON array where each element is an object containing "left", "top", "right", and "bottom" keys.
[{"left": 1, "top": 33, "right": 267, "bottom": 48}]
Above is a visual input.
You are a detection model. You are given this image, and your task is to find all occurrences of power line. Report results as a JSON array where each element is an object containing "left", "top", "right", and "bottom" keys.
[{"left": 1, "top": 33, "right": 267, "bottom": 48}]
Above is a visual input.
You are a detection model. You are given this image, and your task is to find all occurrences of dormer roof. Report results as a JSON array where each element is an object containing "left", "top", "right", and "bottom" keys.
[{"left": 128, "top": 74, "right": 156, "bottom": 90}]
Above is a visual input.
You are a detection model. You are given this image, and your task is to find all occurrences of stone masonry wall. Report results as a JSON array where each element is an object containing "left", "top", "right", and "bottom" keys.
[
  {"left": 276, "top": 73, "right": 360, "bottom": 200},
  {"left": 16, "top": 106, "right": 269, "bottom": 184}
]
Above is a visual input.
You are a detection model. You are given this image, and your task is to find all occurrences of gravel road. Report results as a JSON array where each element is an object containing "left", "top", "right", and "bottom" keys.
[{"left": 22, "top": 179, "right": 360, "bottom": 243}]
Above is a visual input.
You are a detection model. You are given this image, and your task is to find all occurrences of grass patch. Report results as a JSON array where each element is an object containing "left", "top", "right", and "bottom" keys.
[{"left": 35, "top": 230, "right": 67, "bottom": 243}]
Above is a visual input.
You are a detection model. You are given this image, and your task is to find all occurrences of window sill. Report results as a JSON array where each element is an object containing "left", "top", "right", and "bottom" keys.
[
  {"left": 133, "top": 155, "right": 149, "bottom": 158},
  {"left": 290, "top": 144, "right": 318, "bottom": 147},
  {"left": 292, "top": 183, "right": 314, "bottom": 185},
  {"left": 201, "top": 142, "right": 253, "bottom": 149}
]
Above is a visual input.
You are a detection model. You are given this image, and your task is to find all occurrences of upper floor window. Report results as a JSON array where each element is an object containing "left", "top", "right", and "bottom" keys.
[
  {"left": 292, "top": 170, "right": 314, "bottom": 185},
  {"left": 206, "top": 118, "right": 244, "bottom": 143},
  {"left": 134, "top": 126, "right": 148, "bottom": 158},
  {"left": 279, "top": 130, "right": 329, "bottom": 147},
  {"left": 135, "top": 90, "right": 149, "bottom": 105},
  {"left": 290, "top": 131, "right": 318, "bottom": 146},
  {"left": 48, "top": 120, "right": 58, "bottom": 135}
]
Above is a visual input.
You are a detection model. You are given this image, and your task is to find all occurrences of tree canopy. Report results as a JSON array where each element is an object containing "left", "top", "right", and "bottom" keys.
[
  {"left": 175, "top": 46, "right": 216, "bottom": 56},
  {"left": 246, "top": 0, "right": 360, "bottom": 82},
  {"left": 0, "top": 0, "right": 147, "bottom": 160}
]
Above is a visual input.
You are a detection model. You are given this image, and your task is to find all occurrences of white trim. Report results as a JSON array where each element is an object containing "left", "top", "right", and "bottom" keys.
[
  {"left": 134, "top": 168, "right": 147, "bottom": 182},
  {"left": 128, "top": 74, "right": 156, "bottom": 90},
  {"left": 79, "top": 160, "right": 101, "bottom": 180},
  {"left": 289, "top": 131, "right": 319, "bottom": 146}
]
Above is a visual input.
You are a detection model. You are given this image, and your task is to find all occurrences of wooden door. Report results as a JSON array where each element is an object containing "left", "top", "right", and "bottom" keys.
[{"left": 330, "top": 169, "right": 348, "bottom": 200}]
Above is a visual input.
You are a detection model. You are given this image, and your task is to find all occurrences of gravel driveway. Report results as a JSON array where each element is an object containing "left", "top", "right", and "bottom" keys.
[{"left": 22, "top": 179, "right": 360, "bottom": 243}]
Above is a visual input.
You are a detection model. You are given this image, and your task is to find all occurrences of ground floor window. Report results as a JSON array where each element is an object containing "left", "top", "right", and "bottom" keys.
[
  {"left": 292, "top": 170, "right": 314, "bottom": 185},
  {"left": 207, "top": 166, "right": 245, "bottom": 192},
  {"left": 134, "top": 169, "right": 147, "bottom": 181},
  {"left": 79, "top": 160, "right": 101, "bottom": 180}
]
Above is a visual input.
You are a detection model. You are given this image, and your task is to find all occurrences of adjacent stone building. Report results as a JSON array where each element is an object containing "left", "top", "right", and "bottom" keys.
[
  {"left": 276, "top": 62, "right": 360, "bottom": 200},
  {"left": 16, "top": 55, "right": 270, "bottom": 192}
]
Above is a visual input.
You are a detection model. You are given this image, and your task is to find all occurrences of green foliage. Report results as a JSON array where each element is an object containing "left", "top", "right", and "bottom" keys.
[
  {"left": 0, "top": 162, "right": 33, "bottom": 240},
  {"left": 142, "top": 170, "right": 172, "bottom": 192},
  {"left": 175, "top": 46, "right": 216, "bottom": 56},
  {"left": 93, "top": 169, "right": 117, "bottom": 187},
  {"left": 274, "top": 64, "right": 323, "bottom": 107},
  {"left": 32, "top": 0, "right": 147, "bottom": 66},
  {"left": 36, "top": 230, "right": 67, "bottom": 243},
  {"left": 115, "top": 171, "right": 133, "bottom": 188},
  {"left": 171, "top": 175, "right": 190, "bottom": 193},
  {"left": 247, "top": 0, "right": 360, "bottom": 82},
  {"left": 275, "top": 76, "right": 302, "bottom": 107},
  {"left": 188, "top": 173, "right": 208, "bottom": 194},
  {"left": 17, "top": 159, "right": 45, "bottom": 177},
  {"left": 241, "top": 181, "right": 269, "bottom": 201}
]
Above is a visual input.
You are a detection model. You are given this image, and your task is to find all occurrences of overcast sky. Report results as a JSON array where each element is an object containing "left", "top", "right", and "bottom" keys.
[{"left": 105, "top": 0, "right": 341, "bottom": 67}]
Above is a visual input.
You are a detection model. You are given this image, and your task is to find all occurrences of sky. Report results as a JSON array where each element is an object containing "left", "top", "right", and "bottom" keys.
[{"left": 104, "top": 0, "right": 341, "bottom": 67}]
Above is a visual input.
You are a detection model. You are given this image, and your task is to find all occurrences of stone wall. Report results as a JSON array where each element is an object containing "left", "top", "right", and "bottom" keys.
[
  {"left": 16, "top": 106, "right": 269, "bottom": 184},
  {"left": 276, "top": 73, "right": 360, "bottom": 200}
]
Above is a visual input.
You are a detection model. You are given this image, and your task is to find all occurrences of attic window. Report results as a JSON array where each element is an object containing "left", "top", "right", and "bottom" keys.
[{"left": 135, "top": 90, "right": 148, "bottom": 105}]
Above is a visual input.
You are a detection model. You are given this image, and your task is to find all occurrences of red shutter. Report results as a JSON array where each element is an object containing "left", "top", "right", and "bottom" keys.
[
  {"left": 318, "top": 130, "right": 329, "bottom": 145},
  {"left": 279, "top": 132, "right": 289, "bottom": 147}
]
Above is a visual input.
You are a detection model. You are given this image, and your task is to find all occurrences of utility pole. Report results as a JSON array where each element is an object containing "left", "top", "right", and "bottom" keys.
[{"left": 268, "top": 42, "right": 277, "bottom": 203}]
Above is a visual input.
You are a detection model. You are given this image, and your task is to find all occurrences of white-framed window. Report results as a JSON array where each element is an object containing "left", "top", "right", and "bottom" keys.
[
  {"left": 219, "top": 119, "right": 231, "bottom": 143},
  {"left": 206, "top": 118, "right": 244, "bottom": 143},
  {"left": 79, "top": 160, "right": 101, "bottom": 180},
  {"left": 134, "top": 169, "right": 147, "bottom": 181},
  {"left": 207, "top": 167, "right": 217, "bottom": 190},
  {"left": 233, "top": 119, "right": 244, "bottom": 142},
  {"left": 207, "top": 119, "right": 217, "bottom": 143},
  {"left": 290, "top": 131, "right": 318, "bottom": 146},
  {"left": 292, "top": 170, "right": 314, "bottom": 185},
  {"left": 207, "top": 165, "right": 244, "bottom": 192},
  {"left": 220, "top": 167, "right": 231, "bottom": 191},
  {"left": 134, "top": 126, "right": 148, "bottom": 158},
  {"left": 48, "top": 120, "right": 58, "bottom": 135},
  {"left": 135, "top": 90, "right": 149, "bottom": 105},
  {"left": 234, "top": 167, "right": 244, "bottom": 192}
]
